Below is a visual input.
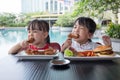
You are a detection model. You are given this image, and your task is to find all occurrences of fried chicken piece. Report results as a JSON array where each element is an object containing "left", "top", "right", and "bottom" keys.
[
  {"left": 27, "top": 38, "right": 35, "bottom": 43},
  {"left": 68, "top": 33, "right": 79, "bottom": 39},
  {"left": 25, "top": 49, "right": 45, "bottom": 55},
  {"left": 37, "top": 50, "right": 45, "bottom": 55},
  {"left": 25, "top": 47, "right": 56, "bottom": 55},
  {"left": 25, "top": 49, "right": 33, "bottom": 55},
  {"left": 44, "top": 48, "right": 56, "bottom": 55}
]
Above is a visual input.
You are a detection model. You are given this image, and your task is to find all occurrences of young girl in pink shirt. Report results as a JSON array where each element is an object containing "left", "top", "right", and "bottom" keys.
[{"left": 9, "top": 20, "right": 60, "bottom": 54}]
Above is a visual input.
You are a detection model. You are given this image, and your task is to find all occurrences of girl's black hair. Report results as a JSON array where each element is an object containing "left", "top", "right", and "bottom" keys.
[
  {"left": 75, "top": 17, "right": 96, "bottom": 34},
  {"left": 27, "top": 19, "right": 50, "bottom": 44},
  {"left": 75, "top": 17, "right": 97, "bottom": 42}
]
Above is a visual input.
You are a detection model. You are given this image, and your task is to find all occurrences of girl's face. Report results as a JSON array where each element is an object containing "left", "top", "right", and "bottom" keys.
[
  {"left": 28, "top": 29, "right": 48, "bottom": 45},
  {"left": 72, "top": 20, "right": 93, "bottom": 44}
]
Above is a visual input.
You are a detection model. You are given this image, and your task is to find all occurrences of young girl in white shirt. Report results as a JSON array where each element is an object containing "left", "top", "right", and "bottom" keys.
[{"left": 61, "top": 17, "right": 111, "bottom": 53}]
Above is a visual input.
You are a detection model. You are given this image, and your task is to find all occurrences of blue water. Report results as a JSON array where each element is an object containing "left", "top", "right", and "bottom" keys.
[
  {"left": 0, "top": 28, "right": 101, "bottom": 58},
  {"left": 0, "top": 28, "right": 67, "bottom": 45}
]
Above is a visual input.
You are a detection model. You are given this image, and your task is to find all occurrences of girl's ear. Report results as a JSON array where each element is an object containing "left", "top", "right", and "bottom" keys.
[{"left": 88, "top": 33, "right": 93, "bottom": 39}]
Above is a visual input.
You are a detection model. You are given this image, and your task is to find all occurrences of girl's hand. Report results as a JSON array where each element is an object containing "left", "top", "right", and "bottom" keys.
[
  {"left": 64, "top": 37, "right": 72, "bottom": 47},
  {"left": 20, "top": 40, "right": 29, "bottom": 48},
  {"left": 61, "top": 38, "right": 72, "bottom": 52},
  {"left": 102, "top": 35, "right": 111, "bottom": 46}
]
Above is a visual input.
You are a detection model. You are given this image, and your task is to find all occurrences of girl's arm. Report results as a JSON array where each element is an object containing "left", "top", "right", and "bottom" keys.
[
  {"left": 8, "top": 40, "right": 29, "bottom": 54},
  {"left": 61, "top": 38, "right": 72, "bottom": 53},
  {"left": 8, "top": 42, "right": 23, "bottom": 54}
]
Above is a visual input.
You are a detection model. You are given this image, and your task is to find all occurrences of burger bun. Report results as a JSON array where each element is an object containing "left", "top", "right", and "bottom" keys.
[{"left": 93, "top": 45, "right": 114, "bottom": 57}]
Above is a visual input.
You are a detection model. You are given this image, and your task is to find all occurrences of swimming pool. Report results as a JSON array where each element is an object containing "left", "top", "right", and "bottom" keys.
[
  {"left": 0, "top": 28, "right": 102, "bottom": 58},
  {"left": 0, "top": 28, "right": 68, "bottom": 45}
]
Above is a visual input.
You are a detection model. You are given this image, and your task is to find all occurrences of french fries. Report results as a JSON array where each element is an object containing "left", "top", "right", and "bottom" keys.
[{"left": 77, "top": 51, "right": 96, "bottom": 57}]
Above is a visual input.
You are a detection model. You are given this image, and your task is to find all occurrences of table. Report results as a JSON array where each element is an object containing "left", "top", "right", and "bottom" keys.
[{"left": 0, "top": 55, "right": 120, "bottom": 80}]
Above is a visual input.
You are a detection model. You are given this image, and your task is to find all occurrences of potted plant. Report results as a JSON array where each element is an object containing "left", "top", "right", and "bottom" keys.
[{"left": 105, "top": 22, "right": 120, "bottom": 52}]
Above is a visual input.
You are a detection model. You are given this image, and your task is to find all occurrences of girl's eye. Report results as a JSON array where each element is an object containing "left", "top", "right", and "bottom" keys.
[
  {"left": 73, "top": 27, "right": 76, "bottom": 29},
  {"left": 33, "top": 30, "right": 37, "bottom": 33},
  {"left": 79, "top": 26, "right": 84, "bottom": 30},
  {"left": 80, "top": 27, "right": 83, "bottom": 29},
  {"left": 73, "top": 25, "right": 77, "bottom": 29}
]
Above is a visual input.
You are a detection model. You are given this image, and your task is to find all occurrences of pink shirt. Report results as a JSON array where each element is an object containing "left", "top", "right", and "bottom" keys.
[{"left": 28, "top": 44, "right": 50, "bottom": 50}]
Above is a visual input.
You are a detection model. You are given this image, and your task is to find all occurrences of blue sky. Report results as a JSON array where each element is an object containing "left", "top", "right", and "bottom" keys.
[{"left": 0, "top": 0, "right": 21, "bottom": 13}]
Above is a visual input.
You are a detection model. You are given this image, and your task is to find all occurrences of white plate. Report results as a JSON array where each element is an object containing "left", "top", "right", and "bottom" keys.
[
  {"left": 15, "top": 51, "right": 58, "bottom": 60},
  {"left": 64, "top": 53, "right": 120, "bottom": 61}
]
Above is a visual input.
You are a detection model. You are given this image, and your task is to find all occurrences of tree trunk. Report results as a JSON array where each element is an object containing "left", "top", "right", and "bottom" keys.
[{"left": 112, "top": 9, "right": 118, "bottom": 24}]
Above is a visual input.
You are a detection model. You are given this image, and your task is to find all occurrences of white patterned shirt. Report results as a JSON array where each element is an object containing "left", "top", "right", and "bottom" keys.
[{"left": 71, "top": 40, "right": 100, "bottom": 51}]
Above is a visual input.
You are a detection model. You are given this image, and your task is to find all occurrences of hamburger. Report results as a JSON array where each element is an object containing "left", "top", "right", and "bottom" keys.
[{"left": 93, "top": 45, "right": 114, "bottom": 57}]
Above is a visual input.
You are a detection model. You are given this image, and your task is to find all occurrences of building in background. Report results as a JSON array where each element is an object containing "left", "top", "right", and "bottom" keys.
[
  {"left": 21, "top": 0, "right": 44, "bottom": 13},
  {"left": 21, "top": 0, "right": 78, "bottom": 14},
  {"left": 21, "top": 0, "right": 79, "bottom": 27}
]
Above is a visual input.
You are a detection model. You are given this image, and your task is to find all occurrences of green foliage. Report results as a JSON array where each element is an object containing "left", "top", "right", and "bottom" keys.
[
  {"left": 72, "top": 0, "right": 120, "bottom": 23},
  {"left": 55, "top": 14, "right": 75, "bottom": 27},
  {"left": 72, "top": 0, "right": 89, "bottom": 17},
  {"left": 96, "top": 24, "right": 101, "bottom": 29},
  {"left": 53, "top": 23, "right": 59, "bottom": 27},
  {"left": 0, "top": 13, "right": 16, "bottom": 26},
  {"left": 0, "top": 13, "right": 30, "bottom": 27},
  {"left": 105, "top": 23, "right": 120, "bottom": 39},
  {"left": 8, "top": 23, "right": 27, "bottom": 27}
]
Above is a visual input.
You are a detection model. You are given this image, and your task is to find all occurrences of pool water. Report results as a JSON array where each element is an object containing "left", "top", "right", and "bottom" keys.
[
  {"left": 0, "top": 28, "right": 102, "bottom": 58},
  {"left": 0, "top": 28, "right": 67, "bottom": 45}
]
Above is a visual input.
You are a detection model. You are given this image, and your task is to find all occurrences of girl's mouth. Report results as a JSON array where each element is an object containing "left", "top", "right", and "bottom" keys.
[{"left": 27, "top": 38, "right": 35, "bottom": 43}]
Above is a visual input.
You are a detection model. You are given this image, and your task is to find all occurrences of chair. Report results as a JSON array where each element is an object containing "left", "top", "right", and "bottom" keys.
[{"left": 50, "top": 42, "right": 61, "bottom": 51}]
